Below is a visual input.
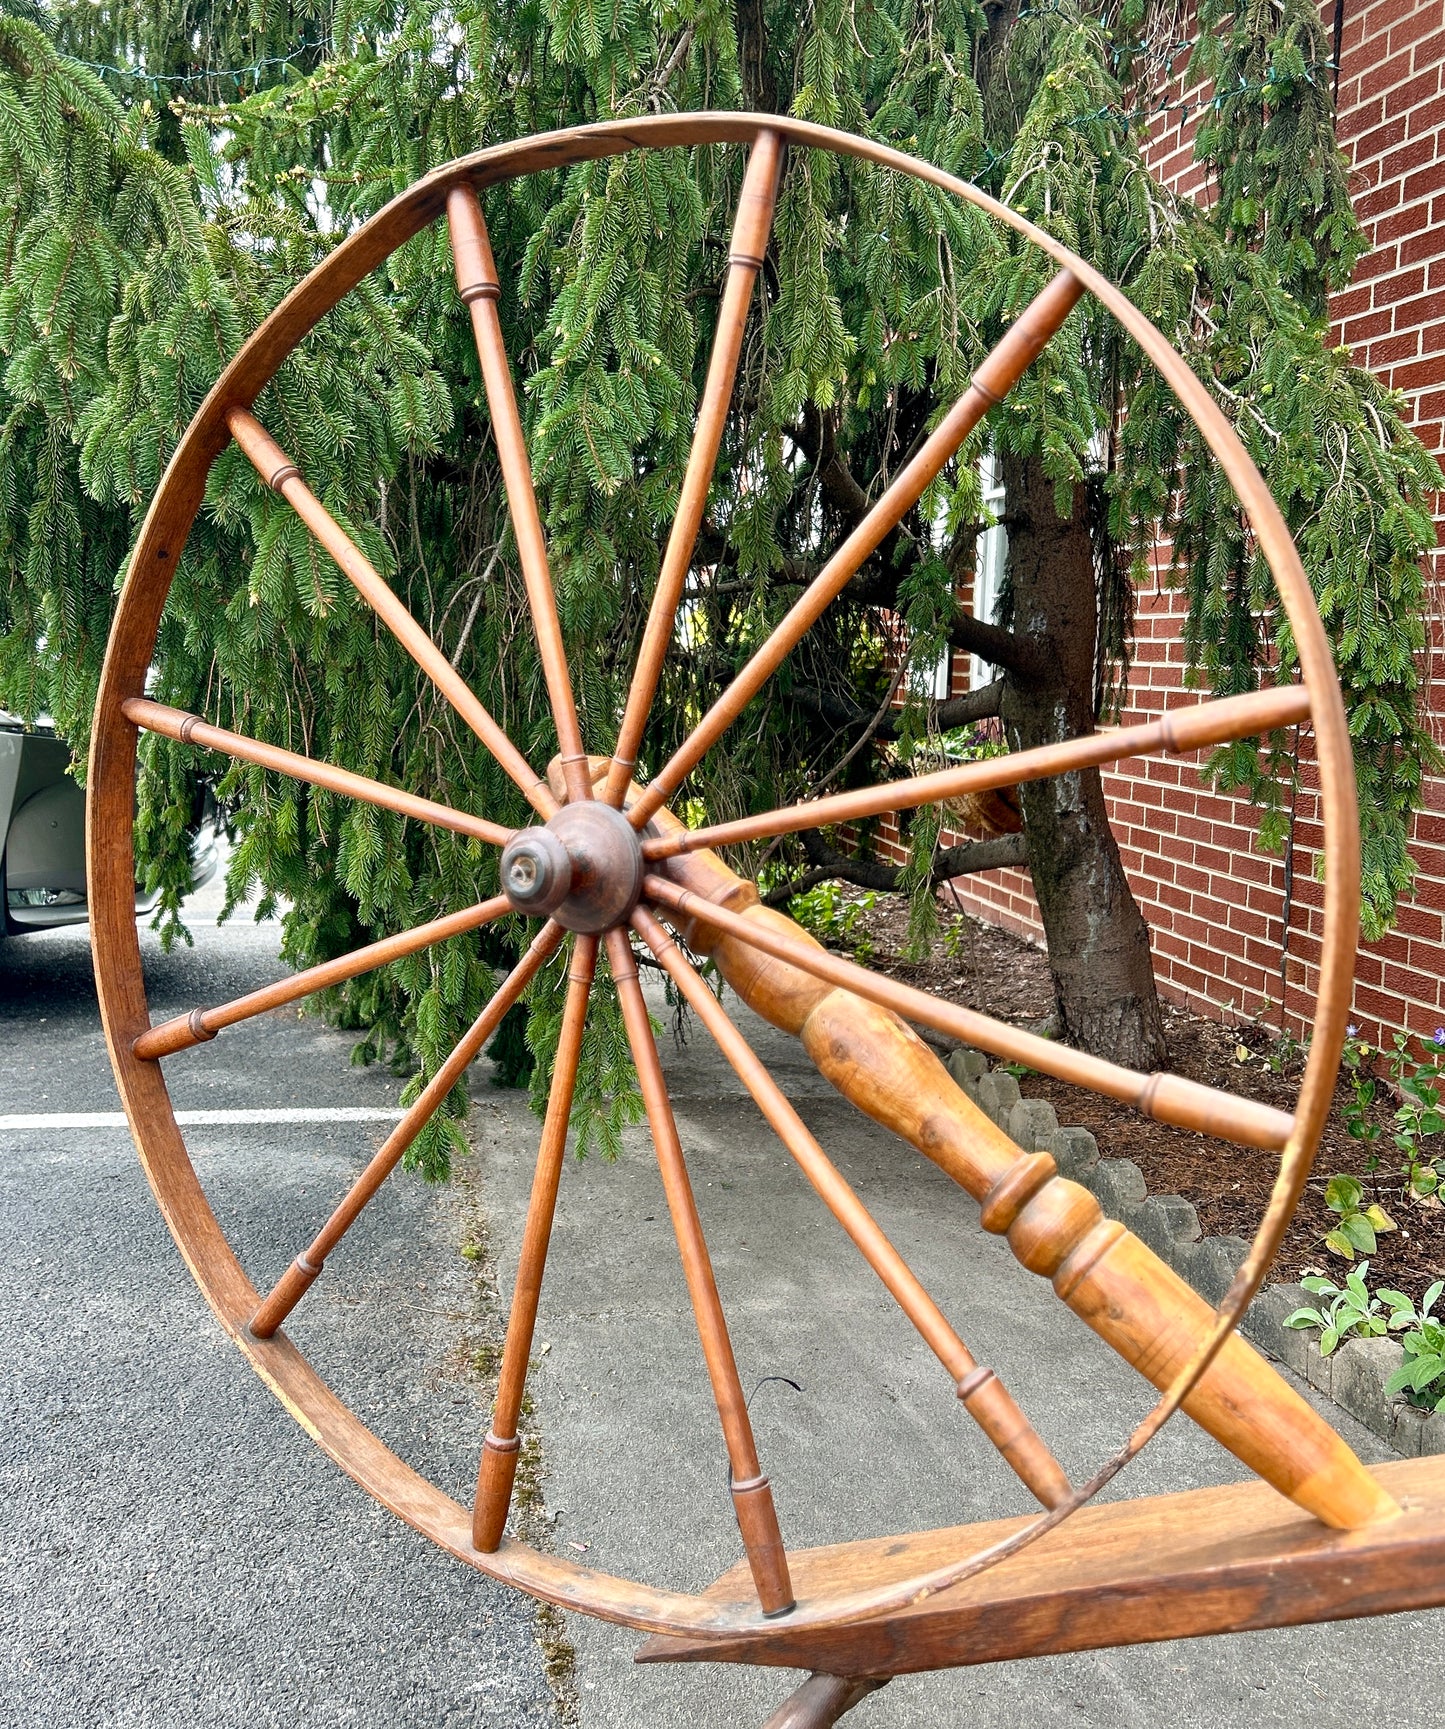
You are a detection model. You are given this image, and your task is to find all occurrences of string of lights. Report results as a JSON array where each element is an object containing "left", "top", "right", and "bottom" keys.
[
  {"left": 71, "top": 40, "right": 324, "bottom": 89},
  {"left": 66, "top": 21, "right": 1332, "bottom": 175}
]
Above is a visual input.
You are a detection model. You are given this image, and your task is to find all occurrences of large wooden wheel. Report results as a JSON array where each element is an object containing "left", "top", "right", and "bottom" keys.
[{"left": 90, "top": 115, "right": 1443, "bottom": 1714}]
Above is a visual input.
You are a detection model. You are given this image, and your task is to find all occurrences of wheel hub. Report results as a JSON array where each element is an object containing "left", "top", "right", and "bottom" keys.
[{"left": 500, "top": 801, "right": 643, "bottom": 932}]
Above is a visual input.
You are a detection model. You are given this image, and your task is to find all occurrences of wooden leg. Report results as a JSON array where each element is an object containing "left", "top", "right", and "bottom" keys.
[
  {"left": 473, "top": 935, "right": 597, "bottom": 1551},
  {"left": 606, "top": 926, "right": 796, "bottom": 1617},
  {"left": 760, "top": 1674, "right": 888, "bottom": 1729}
]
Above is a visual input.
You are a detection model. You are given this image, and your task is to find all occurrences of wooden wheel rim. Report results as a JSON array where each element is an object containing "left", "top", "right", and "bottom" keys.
[{"left": 88, "top": 113, "right": 1360, "bottom": 1640}]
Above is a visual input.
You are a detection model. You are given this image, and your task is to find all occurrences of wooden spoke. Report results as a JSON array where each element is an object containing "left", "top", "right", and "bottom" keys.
[
  {"left": 446, "top": 187, "right": 591, "bottom": 807},
  {"left": 473, "top": 933, "right": 598, "bottom": 1553},
  {"left": 645, "top": 685, "right": 1312, "bottom": 862},
  {"left": 123, "top": 696, "right": 513, "bottom": 846},
  {"left": 601, "top": 130, "right": 784, "bottom": 809},
  {"left": 135, "top": 895, "right": 512, "bottom": 1060},
  {"left": 604, "top": 926, "right": 795, "bottom": 1617},
  {"left": 249, "top": 920, "right": 566, "bottom": 1339},
  {"left": 643, "top": 874, "right": 1295, "bottom": 1154},
  {"left": 633, "top": 905, "right": 1071, "bottom": 1512},
  {"left": 226, "top": 407, "right": 556, "bottom": 819},
  {"left": 626, "top": 269, "right": 1086, "bottom": 831}
]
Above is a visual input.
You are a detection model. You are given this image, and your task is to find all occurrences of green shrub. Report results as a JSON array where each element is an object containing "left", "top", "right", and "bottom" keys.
[
  {"left": 1285, "top": 1261, "right": 1393, "bottom": 1354},
  {"left": 787, "top": 882, "right": 876, "bottom": 965},
  {"left": 1319, "top": 1173, "right": 1396, "bottom": 1261},
  {"left": 1340, "top": 1027, "right": 1445, "bottom": 1199},
  {"left": 1383, "top": 1281, "right": 1445, "bottom": 1411}
]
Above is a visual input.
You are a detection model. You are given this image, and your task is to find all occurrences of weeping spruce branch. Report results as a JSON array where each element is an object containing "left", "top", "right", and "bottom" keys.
[{"left": 0, "top": 0, "right": 1436, "bottom": 1160}]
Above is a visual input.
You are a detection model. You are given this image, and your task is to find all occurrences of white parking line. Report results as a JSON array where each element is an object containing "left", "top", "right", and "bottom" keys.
[{"left": 0, "top": 1107, "right": 406, "bottom": 1130}]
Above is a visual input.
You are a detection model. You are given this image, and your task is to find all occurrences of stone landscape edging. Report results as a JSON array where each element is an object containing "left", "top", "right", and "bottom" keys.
[{"left": 944, "top": 1048, "right": 1445, "bottom": 1459}]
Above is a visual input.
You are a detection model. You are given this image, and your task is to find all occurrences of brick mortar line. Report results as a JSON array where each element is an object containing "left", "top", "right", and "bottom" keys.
[{"left": 945, "top": 1048, "right": 1445, "bottom": 1459}]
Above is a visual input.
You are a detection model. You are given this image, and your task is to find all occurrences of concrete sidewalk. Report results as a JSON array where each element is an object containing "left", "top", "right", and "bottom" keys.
[{"left": 478, "top": 984, "right": 1445, "bottom": 1728}]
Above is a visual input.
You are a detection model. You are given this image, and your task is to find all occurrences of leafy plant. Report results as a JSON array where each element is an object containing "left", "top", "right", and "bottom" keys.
[
  {"left": 1340, "top": 1029, "right": 1385, "bottom": 1161},
  {"left": 942, "top": 914, "right": 970, "bottom": 965},
  {"left": 1286, "top": 1260, "right": 1393, "bottom": 1354},
  {"left": 1387, "top": 1030, "right": 1445, "bottom": 1197},
  {"left": 1262, "top": 1027, "right": 1305, "bottom": 1077},
  {"left": 1383, "top": 1281, "right": 1445, "bottom": 1411},
  {"left": 1287, "top": 1266, "right": 1445, "bottom": 1405},
  {"left": 1232, "top": 1002, "right": 1307, "bottom": 1075},
  {"left": 1340, "top": 1027, "right": 1445, "bottom": 1196},
  {"left": 929, "top": 721, "right": 1010, "bottom": 765},
  {"left": 1320, "top": 1173, "right": 1396, "bottom": 1261},
  {"left": 787, "top": 882, "right": 877, "bottom": 965}
]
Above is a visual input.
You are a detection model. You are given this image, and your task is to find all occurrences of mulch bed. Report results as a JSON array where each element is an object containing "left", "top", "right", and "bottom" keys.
[{"left": 842, "top": 889, "right": 1445, "bottom": 1305}]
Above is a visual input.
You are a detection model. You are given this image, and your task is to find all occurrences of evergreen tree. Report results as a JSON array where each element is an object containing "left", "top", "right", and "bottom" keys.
[{"left": 1, "top": 0, "right": 1436, "bottom": 1165}]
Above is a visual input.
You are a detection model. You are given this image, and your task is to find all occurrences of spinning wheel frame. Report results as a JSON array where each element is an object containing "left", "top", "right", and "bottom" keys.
[{"left": 90, "top": 113, "right": 1378, "bottom": 1660}]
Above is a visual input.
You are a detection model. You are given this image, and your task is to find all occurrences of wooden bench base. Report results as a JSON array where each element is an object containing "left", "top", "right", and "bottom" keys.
[{"left": 638, "top": 1456, "right": 1445, "bottom": 1676}]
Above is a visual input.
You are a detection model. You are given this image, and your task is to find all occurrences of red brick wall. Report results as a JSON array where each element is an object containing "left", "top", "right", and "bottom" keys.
[{"left": 893, "top": 1, "right": 1445, "bottom": 1046}]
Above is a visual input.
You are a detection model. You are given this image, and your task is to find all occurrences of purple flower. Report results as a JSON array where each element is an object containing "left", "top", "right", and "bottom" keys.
[
  {"left": 1434, "top": 1028, "right": 1445, "bottom": 1046},
  {"left": 1347, "top": 1024, "right": 1359, "bottom": 1037}
]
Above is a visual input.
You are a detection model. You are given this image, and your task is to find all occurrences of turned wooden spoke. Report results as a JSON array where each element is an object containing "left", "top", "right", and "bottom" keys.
[
  {"left": 135, "top": 895, "right": 512, "bottom": 1060},
  {"left": 123, "top": 697, "right": 512, "bottom": 846},
  {"left": 605, "top": 925, "right": 795, "bottom": 1617},
  {"left": 634, "top": 905, "right": 1071, "bottom": 1512},
  {"left": 249, "top": 921, "right": 565, "bottom": 1339},
  {"left": 645, "top": 686, "right": 1312, "bottom": 861},
  {"left": 643, "top": 874, "right": 1294, "bottom": 1153},
  {"left": 447, "top": 188, "right": 590, "bottom": 807},
  {"left": 627, "top": 269, "right": 1085, "bottom": 830},
  {"left": 602, "top": 131, "right": 783, "bottom": 809},
  {"left": 474, "top": 934, "right": 597, "bottom": 1553},
  {"left": 226, "top": 407, "right": 556, "bottom": 818}
]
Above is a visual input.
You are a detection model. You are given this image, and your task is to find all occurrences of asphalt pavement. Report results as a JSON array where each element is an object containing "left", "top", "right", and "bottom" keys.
[
  {"left": 7, "top": 866, "right": 1445, "bottom": 1729},
  {"left": 0, "top": 870, "right": 559, "bottom": 1729}
]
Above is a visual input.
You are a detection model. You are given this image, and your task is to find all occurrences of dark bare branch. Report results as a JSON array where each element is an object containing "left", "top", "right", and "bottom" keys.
[
  {"left": 933, "top": 679, "right": 1004, "bottom": 728},
  {"left": 798, "top": 826, "right": 1028, "bottom": 892},
  {"left": 947, "top": 609, "right": 1039, "bottom": 677},
  {"left": 936, "top": 832, "right": 1030, "bottom": 876},
  {"left": 784, "top": 674, "right": 1002, "bottom": 743},
  {"left": 793, "top": 406, "right": 871, "bottom": 520}
]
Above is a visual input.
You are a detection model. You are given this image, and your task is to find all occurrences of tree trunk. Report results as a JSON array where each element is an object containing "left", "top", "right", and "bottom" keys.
[
  {"left": 998, "top": 452, "right": 1168, "bottom": 1070},
  {"left": 737, "top": 0, "right": 780, "bottom": 112}
]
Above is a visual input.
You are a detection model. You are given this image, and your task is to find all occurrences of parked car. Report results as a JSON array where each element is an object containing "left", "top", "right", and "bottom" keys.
[{"left": 0, "top": 712, "right": 217, "bottom": 933}]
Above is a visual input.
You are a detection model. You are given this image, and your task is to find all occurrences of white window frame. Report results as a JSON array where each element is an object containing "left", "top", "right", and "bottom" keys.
[{"left": 970, "top": 452, "right": 1007, "bottom": 689}]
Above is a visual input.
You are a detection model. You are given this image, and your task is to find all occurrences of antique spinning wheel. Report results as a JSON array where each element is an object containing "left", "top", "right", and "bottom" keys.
[{"left": 90, "top": 116, "right": 1445, "bottom": 1728}]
